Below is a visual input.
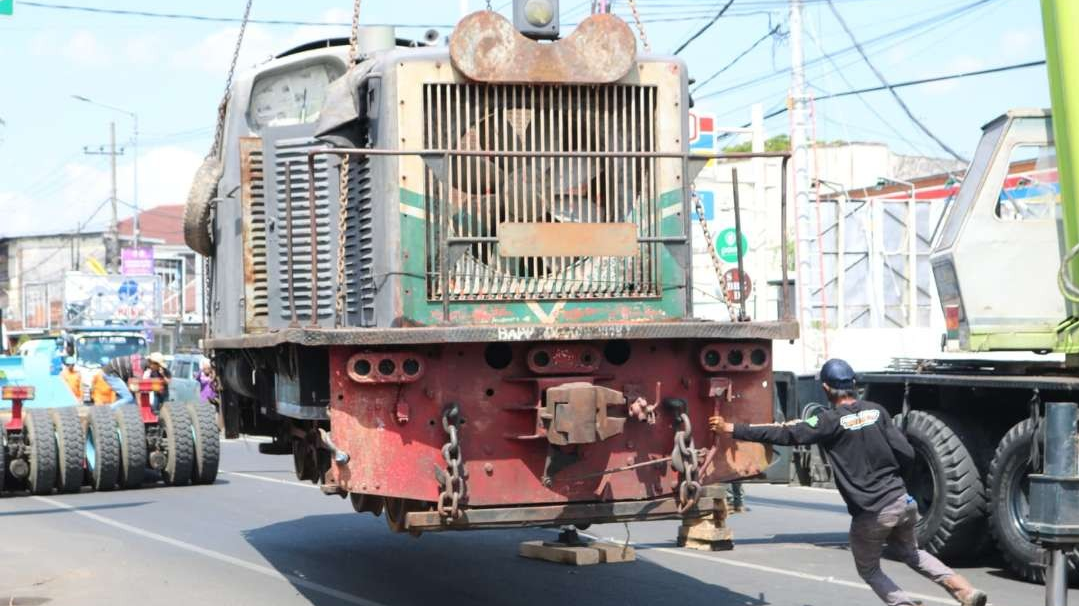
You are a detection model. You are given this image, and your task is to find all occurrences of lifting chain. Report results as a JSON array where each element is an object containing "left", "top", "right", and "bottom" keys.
[
  {"left": 438, "top": 404, "right": 466, "bottom": 519},
  {"left": 671, "top": 410, "right": 702, "bottom": 514},
  {"left": 210, "top": 0, "right": 253, "bottom": 159},
  {"left": 486, "top": 0, "right": 493, "bottom": 11},
  {"left": 693, "top": 189, "right": 739, "bottom": 321},
  {"left": 336, "top": 0, "right": 363, "bottom": 325},
  {"left": 626, "top": 0, "right": 651, "bottom": 52}
]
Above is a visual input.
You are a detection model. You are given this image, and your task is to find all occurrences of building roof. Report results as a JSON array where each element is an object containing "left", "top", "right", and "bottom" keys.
[{"left": 117, "top": 204, "right": 186, "bottom": 246}]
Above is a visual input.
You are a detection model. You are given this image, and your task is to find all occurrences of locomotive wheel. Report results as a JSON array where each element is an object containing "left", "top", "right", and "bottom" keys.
[
  {"left": 159, "top": 402, "right": 194, "bottom": 486},
  {"left": 898, "top": 410, "right": 988, "bottom": 560},
  {"left": 187, "top": 401, "right": 220, "bottom": 485},
  {"left": 24, "top": 409, "right": 58, "bottom": 496},
  {"left": 85, "top": 407, "right": 120, "bottom": 491},
  {"left": 114, "top": 404, "right": 147, "bottom": 489},
  {"left": 989, "top": 418, "right": 1079, "bottom": 583},
  {"left": 49, "top": 407, "right": 85, "bottom": 494}
]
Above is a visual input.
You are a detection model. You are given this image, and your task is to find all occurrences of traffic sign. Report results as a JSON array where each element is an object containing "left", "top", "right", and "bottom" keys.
[
  {"left": 692, "top": 190, "right": 715, "bottom": 221},
  {"left": 0, "top": 1, "right": 12, "bottom": 16},
  {"left": 715, "top": 228, "right": 748, "bottom": 262},
  {"left": 722, "top": 269, "right": 752, "bottom": 303},
  {"left": 688, "top": 111, "right": 716, "bottom": 152}
]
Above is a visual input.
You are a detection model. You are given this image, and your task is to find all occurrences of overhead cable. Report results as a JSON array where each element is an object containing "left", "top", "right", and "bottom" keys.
[
  {"left": 672, "top": 0, "right": 735, "bottom": 55},
  {"left": 825, "top": 0, "right": 967, "bottom": 162},
  {"left": 691, "top": 23, "right": 783, "bottom": 93}
]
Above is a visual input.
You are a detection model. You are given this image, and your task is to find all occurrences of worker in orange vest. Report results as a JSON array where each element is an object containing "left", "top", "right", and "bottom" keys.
[
  {"left": 90, "top": 356, "right": 136, "bottom": 406},
  {"left": 59, "top": 356, "right": 82, "bottom": 401}
]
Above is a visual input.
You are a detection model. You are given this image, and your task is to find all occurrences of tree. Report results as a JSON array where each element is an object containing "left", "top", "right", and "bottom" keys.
[{"left": 723, "top": 134, "right": 791, "bottom": 153}]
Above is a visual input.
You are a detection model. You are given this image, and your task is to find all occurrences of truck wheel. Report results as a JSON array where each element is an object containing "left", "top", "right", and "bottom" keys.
[
  {"left": 85, "top": 407, "right": 120, "bottom": 491},
  {"left": 989, "top": 418, "right": 1079, "bottom": 582},
  {"left": 187, "top": 401, "right": 220, "bottom": 485},
  {"left": 48, "top": 407, "right": 85, "bottom": 494},
  {"left": 23, "top": 409, "right": 58, "bottom": 495},
  {"left": 113, "top": 405, "right": 147, "bottom": 489},
  {"left": 159, "top": 402, "right": 194, "bottom": 486},
  {"left": 900, "top": 410, "right": 988, "bottom": 560}
]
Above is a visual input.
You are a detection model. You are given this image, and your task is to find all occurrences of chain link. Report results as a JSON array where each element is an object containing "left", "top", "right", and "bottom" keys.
[
  {"left": 693, "top": 190, "right": 739, "bottom": 321},
  {"left": 626, "top": 0, "right": 651, "bottom": 52},
  {"left": 336, "top": 0, "right": 363, "bottom": 326},
  {"left": 209, "top": 0, "right": 254, "bottom": 159},
  {"left": 438, "top": 404, "right": 466, "bottom": 518},
  {"left": 671, "top": 411, "right": 702, "bottom": 514},
  {"left": 486, "top": 0, "right": 493, "bottom": 11}
]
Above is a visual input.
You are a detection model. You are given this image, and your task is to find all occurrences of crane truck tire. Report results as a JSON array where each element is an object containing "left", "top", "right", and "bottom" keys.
[
  {"left": 158, "top": 402, "right": 194, "bottom": 486},
  {"left": 897, "top": 410, "right": 988, "bottom": 560},
  {"left": 48, "top": 407, "right": 85, "bottom": 494},
  {"left": 183, "top": 157, "right": 221, "bottom": 256},
  {"left": 23, "top": 409, "right": 58, "bottom": 495},
  {"left": 85, "top": 407, "right": 120, "bottom": 491},
  {"left": 187, "top": 400, "right": 220, "bottom": 485},
  {"left": 989, "top": 418, "right": 1079, "bottom": 583},
  {"left": 113, "top": 404, "right": 147, "bottom": 489}
]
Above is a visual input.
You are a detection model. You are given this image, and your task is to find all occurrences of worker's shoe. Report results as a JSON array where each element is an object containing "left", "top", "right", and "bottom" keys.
[{"left": 940, "top": 574, "right": 987, "bottom": 606}]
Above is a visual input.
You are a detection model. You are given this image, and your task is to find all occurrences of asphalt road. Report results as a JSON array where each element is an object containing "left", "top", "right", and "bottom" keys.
[{"left": 0, "top": 438, "right": 1055, "bottom": 606}]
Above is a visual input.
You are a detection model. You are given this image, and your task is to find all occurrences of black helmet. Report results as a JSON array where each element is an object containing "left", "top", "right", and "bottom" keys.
[{"left": 820, "top": 358, "right": 856, "bottom": 390}]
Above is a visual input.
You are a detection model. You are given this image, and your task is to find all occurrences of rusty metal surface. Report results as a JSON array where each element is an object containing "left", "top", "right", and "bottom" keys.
[
  {"left": 403, "top": 495, "right": 721, "bottom": 531},
  {"left": 498, "top": 223, "right": 639, "bottom": 258},
  {"left": 448, "top": 12, "right": 636, "bottom": 84},
  {"left": 541, "top": 382, "right": 626, "bottom": 445},
  {"left": 239, "top": 137, "right": 268, "bottom": 331},
  {"left": 326, "top": 339, "right": 774, "bottom": 507},
  {"left": 203, "top": 319, "right": 800, "bottom": 349}
]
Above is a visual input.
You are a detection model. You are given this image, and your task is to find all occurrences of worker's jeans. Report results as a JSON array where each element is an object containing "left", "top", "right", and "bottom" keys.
[{"left": 849, "top": 494, "right": 954, "bottom": 606}]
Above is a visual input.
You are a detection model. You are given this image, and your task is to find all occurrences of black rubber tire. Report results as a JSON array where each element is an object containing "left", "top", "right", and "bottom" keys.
[
  {"left": 23, "top": 409, "right": 58, "bottom": 496},
  {"left": 48, "top": 407, "right": 85, "bottom": 494},
  {"left": 183, "top": 158, "right": 221, "bottom": 256},
  {"left": 159, "top": 402, "right": 194, "bottom": 486},
  {"left": 899, "top": 410, "right": 988, "bottom": 560},
  {"left": 113, "top": 404, "right": 147, "bottom": 489},
  {"left": 85, "top": 407, "right": 121, "bottom": 491},
  {"left": 989, "top": 418, "right": 1079, "bottom": 583},
  {"left": 187, "top": 401, "right": 220, "bottom": 485}
]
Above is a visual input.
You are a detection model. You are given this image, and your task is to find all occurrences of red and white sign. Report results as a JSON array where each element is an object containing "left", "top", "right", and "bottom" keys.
[
  {"left": 722, "top": 268, "right": 752, "bottom": 303},
  {"left": 688, "top": 111, "right": 717, "bottom": 152}
]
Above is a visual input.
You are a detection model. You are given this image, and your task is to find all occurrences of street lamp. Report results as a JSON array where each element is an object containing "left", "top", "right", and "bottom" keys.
[
  {"left": 72, "top": 95, "right": 139, "bottom": 248},
  {"left": 877, "top": 176, "right": 918, "bottom": 327}
]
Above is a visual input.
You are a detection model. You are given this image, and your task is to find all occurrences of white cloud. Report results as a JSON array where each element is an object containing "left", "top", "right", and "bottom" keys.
[
  {"left": 29, "top": 29, "right": 112, "bottom": 67},
  {"left": 0, "top": 146, "right": 202, "bottom": 237},
  {"left": 1000, "top": 28, "right": 1041, "bottom": 58}
]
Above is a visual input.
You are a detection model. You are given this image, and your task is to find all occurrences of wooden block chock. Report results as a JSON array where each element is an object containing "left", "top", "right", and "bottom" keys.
[
  {"left": 678, "top": 493, "right": 734, "bottom": 551},
  {"left": 519, "top": 527, "right": 636, "bottom": 566}
]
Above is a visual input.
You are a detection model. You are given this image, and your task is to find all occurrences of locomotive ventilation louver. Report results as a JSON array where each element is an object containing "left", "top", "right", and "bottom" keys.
[{"left": 424, "top": 83, "right": 662, "bottom": 301}]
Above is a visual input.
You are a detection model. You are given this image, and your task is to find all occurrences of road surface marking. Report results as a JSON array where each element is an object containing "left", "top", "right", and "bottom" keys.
[
  {"left": 221, "top": 470, "right": 319, "bottom": 489},
  {"left": 32, "top": 495, "right": 387, "bottom": 606},
  {"left": 586, "top": 533, "right": 953, "bottom": 606}
]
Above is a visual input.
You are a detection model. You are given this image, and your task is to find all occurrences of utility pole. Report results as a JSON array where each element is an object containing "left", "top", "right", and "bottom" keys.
[
  {"left": 84, "top": 121, "right": 124, "bottom": 273},
  {"left": 789, "top": 0, "right": 813, "bottom": 370}
]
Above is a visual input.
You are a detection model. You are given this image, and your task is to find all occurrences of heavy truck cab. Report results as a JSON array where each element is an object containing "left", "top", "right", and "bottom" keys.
[{"left": 931, "top": 109, "right": 1062, "bottom": 352}]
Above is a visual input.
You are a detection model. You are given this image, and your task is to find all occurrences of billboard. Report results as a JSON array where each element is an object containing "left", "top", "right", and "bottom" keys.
[
  {"left": 121, "top": 247, "right": 155, "bottom": 276},
  {"left": 63, "top": 272, "right": 162, "bottom": 328}
]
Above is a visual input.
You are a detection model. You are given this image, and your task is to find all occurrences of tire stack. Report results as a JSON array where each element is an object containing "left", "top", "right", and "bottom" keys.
[{"left": 0, "top": 402, "right": 220, "bottom": 496}]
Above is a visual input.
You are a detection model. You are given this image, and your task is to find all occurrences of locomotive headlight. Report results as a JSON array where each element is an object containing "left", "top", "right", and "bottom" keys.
[
  {"left": 513, "top": 0, "right": 559, "bottom": 39},
  {"left": 524, "top": 0, "right": 554, "bottom": 27}
]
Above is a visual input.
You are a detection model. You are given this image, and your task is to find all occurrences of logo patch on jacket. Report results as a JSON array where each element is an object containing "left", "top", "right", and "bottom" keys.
[{"left": 839, "top": 409, "right": 880, "bottom": 430}]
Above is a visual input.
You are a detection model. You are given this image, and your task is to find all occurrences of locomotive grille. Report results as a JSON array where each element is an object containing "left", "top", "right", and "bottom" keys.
[
  {"left": 423, "top": 83, "right": 660, "bottom": 301},
  {"left": 240, "top": 139, "right": 269, "bottom": 326}
]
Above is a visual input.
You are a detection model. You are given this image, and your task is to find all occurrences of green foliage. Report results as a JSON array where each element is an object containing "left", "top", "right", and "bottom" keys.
[{"left": 723, "top": 134, "right": 791, "bottom": 153}]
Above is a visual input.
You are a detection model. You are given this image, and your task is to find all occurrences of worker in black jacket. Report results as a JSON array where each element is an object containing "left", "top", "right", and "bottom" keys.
[{"left": 710, "top": 359, "right": 987, "bottom": 606}]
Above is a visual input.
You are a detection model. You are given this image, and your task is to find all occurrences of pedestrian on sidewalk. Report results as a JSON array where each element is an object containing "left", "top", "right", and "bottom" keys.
[{"left": 710, "top": 358, "right": 987, "bottom": 606}]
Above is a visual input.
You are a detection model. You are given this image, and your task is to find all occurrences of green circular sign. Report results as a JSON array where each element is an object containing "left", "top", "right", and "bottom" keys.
[{"left": 716, "top": 228, "right": 749, "bottom": 263}]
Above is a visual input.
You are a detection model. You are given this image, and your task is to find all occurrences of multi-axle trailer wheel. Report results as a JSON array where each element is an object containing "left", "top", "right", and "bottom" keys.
[{"left": 1, "top": 397, "right": 221, "bottom": 496}]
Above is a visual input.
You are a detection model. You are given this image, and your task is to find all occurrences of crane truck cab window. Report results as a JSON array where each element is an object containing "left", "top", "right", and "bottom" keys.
[
  {"left": 994, "top": 144, "right": 1058, "bottom": 221},
  {"left": 247, "top": 62, "right": 343, "bottom": 131}
]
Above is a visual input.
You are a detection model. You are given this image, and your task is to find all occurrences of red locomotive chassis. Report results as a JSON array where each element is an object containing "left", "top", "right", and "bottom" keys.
[{"left": 327, "top": 338, "right": 774, "bottom": 506}]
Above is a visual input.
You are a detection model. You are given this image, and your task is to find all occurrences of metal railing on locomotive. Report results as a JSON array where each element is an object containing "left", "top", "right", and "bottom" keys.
[{"left": 281, "top": 148, "right": 792, "bottom": 327}]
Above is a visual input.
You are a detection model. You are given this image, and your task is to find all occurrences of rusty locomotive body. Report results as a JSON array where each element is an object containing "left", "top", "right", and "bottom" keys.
[{"left": 188, "top": 9, "right": 797, "bottom": 532}]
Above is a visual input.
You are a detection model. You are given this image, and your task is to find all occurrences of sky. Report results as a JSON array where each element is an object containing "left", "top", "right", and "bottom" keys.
[{"left": 0, "top": 0, "right": 1050, "bottom": 237}]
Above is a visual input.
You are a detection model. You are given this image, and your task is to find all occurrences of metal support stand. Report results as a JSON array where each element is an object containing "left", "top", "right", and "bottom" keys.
[{"left": 1029, "top": 402, "right": 1079, "bottom": 606}]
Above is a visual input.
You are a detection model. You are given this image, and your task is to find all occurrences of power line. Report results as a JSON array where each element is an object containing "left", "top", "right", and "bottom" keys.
[
  {"left": 691, "top": 23, "right": 782, "bottom": 93},
  {"left": 825, "top": 0, "right": 966, "bottom": 162},
  {"left": 814, "top": 59, "right": 1046, "bottom": 102},
  {"left": 672, "top": 0, "right": 735, "bottom": 55}
]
